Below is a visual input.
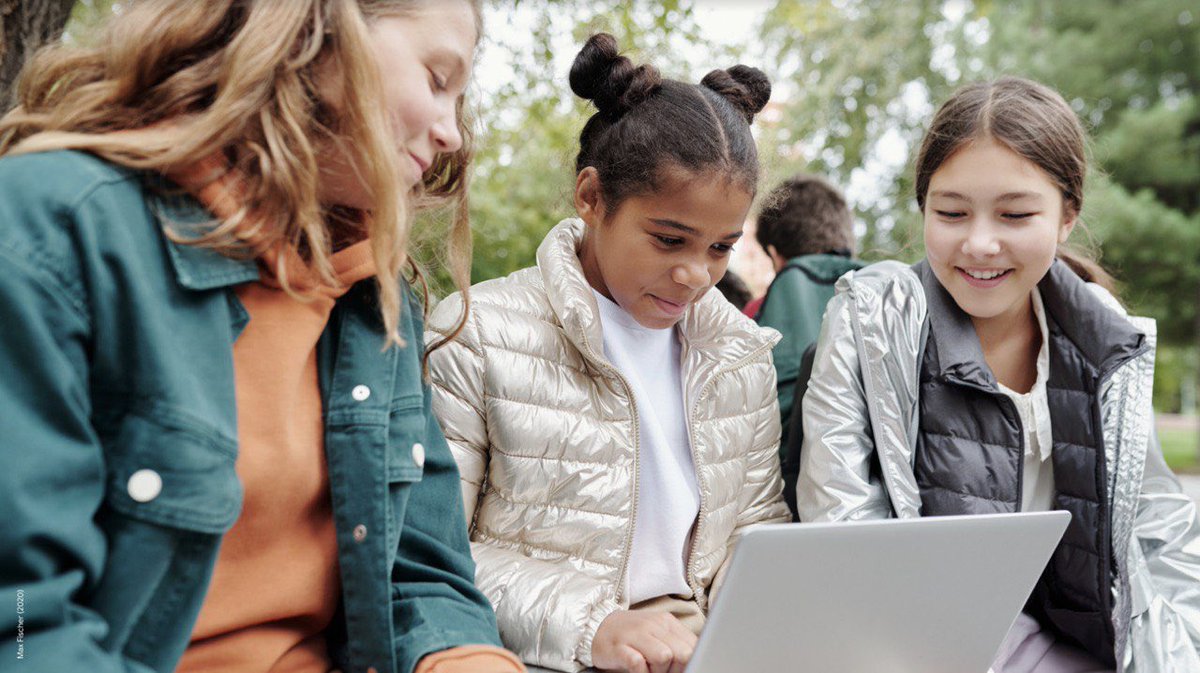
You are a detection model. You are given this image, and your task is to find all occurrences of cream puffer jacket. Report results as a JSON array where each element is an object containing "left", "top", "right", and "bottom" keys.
[{"left": 426, "top": 218, "right": 790, "bottom": 672}]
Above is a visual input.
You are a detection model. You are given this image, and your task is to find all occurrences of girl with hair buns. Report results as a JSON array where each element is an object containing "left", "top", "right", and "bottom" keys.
[
  {"left": 797, "top": 76, "right": 1200, "bottom": 671},
  {"left": 0, "top": 2, "right": 523, "bottom": 673},
  {"left": 426, "top": 33, "right": 790, "bottom": 673}
]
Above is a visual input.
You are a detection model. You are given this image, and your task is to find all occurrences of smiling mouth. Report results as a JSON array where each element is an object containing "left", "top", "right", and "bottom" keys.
[{"left": 956, "top": 267, "right": 1013, "bottom": 288}]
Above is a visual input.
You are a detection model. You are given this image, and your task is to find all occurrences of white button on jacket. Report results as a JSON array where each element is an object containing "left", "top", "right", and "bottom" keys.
[{"left": 127, "top": 469, "right": 163, "bottom": 503}]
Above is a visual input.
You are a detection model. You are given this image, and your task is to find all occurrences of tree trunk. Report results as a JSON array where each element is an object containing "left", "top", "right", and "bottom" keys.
[{"left": 0, "top": 0, "right": 76, "bottom": 109}]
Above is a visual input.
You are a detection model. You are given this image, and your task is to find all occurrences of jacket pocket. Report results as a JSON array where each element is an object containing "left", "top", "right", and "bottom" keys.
[
  {"left": 386, "top": 397, "right": 428, "bottom": 484},
  {"left": 102, "top": 405, "right": 242, "bottom": 532},
  {"left": 89, "top": 405, "right": 242, "bottom": 662}
]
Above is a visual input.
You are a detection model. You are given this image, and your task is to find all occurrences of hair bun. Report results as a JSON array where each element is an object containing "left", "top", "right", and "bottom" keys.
[
  {"left": 700, "top": 65, "right": 771, "bottom": 123},
  {"left": 569, "top": 33, "right": 662, "bottom": 117}
]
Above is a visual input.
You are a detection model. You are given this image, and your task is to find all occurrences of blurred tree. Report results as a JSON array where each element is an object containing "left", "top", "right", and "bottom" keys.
[{"left": 0, "top": 0, "right": 75, "bottom": 105}]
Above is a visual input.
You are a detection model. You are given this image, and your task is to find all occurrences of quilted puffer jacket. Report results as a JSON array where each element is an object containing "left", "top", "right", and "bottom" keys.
[
  {"left": 797, "top": 260, "right": 1200, "bottom": 672},
  {"left": 426, "top": 218, "right": 790, "bottom": 672}
]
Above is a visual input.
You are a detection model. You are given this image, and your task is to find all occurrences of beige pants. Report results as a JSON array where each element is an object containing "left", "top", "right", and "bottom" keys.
[{"left": 629, "top": 594, "right": 706, "bottom": 635}]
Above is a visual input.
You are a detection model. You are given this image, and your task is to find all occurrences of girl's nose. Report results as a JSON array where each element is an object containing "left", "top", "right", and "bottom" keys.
[
  {"left": 672, "top": 260, "right": 711, "bottom": 290},
  {"left": 431, "top": 105, "right": 463, "bottom": 154},
  {"left": 961, "top": 222, "right": 1002, "bottom": 258}
]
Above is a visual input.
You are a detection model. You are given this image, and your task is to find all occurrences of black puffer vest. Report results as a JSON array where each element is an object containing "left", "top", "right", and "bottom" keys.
[{"left": 911, "top": 260, "right": 1147, "bottom": 667}]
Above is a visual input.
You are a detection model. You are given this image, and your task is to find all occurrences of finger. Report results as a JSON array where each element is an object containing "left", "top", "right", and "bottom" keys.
[
  {"left": 661, "top": 627, "right": 696, "bottom": 673},
  {"left": 617, "top": 644, "right": 650, "bottom": 673},
  {"left": 665, "top": 615, "right": 699, "bottom": 649},
  {"left": 630, "top": 634, "right": 676, "bottom": 673}
]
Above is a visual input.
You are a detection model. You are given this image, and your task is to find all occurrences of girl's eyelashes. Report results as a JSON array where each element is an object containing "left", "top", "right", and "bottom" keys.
[
  {"left": 650, "top": 234, "right": 735, "bottom": 255},
  {"left": 933, "top": 210, "right": 1037, "bottom": 221},
  {"left": 428, "top": 69, "right": 448, "bottom": 92}
]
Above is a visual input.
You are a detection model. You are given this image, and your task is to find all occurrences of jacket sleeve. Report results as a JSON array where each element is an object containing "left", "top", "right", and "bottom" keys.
[
  {"left": 425, "top": 294, "right": 489, "bottom": 524},
  {"left": 392, "top": 296, "right": 509, "bottom": 673},
  {"left": 709, "top": 356, "right": 792, "bottom": 604},
  {"left": 794, "top": 290, "right": 891, "bottom": 522},
  {"left": 1125, "top": 427, "right": 1200, "bottom": 669},
  {"left": 469, "top": 541, "right": 619, "bottom": 672},
  {"left": 425, "top": 298, "right": 617, "bottom": 671},
  {"left": 0, "top": 241, "right": 154, "bottom": 672}
]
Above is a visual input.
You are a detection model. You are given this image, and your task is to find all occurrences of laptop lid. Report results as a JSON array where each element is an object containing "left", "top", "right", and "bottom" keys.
[{"left": 687, "top": 511, "right": 1071, "bottom": 673}]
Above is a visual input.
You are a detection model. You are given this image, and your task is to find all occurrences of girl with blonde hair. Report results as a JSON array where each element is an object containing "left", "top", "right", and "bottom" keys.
[{"left": 0, "top": 2, "right": 523, "bottom": 672}]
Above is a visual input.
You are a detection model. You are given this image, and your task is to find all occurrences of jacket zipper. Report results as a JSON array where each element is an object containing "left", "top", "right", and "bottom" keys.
[
  {"left": 683, "top": 340, "right": 778, "bottom": 607},
  {"left": 582, "top": 325, "right": 776, "bottom": 605},
  {"left": 1093, "top": 346, "right": 1151, "bottom": 665},
  {"left": 577, "top": 331, "right": 641, "bottom": 604}
]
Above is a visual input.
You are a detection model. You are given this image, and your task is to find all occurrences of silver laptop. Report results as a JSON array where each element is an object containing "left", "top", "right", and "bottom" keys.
[
  {"left": 526, "top": 512, "right": 1069, "bottom": 673},
  {"left": 687, "top": 511, "right": 1070, "bottom": 673}
]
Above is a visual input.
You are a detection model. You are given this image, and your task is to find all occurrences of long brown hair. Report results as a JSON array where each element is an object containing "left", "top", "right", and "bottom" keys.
[
  {"left": 0, "top": 0, "right": 480, "bottom": 347},
  {"left": 914, "top": 76, "right": 1116, "bottom": 293}
]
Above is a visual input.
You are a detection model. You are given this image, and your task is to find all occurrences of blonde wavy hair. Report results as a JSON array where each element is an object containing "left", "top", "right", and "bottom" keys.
[{"left": 0, "top": 0, "right": 480, "bottom": 347}]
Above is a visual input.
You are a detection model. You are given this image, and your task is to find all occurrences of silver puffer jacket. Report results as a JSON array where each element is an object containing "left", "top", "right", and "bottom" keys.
[
  {"left": 797, "top": 261, "right": 1200, "bottom": 672},
  {"left": 426, "top": 218, "right": 790, "bottom": 672}
]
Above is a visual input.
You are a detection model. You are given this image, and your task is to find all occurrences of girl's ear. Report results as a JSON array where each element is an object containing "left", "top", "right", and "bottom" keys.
[
  {"left": 766, "top": 244, "right": 786, "bottom": 271},
  {"left": 1058, "top": 206, "right": 1078, "bottom": 244},
  {"left": 574, "top": 167, "right": 605, "bottom": 226}
]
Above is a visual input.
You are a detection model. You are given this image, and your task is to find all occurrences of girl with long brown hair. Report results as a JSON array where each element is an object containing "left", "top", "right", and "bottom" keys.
[
  {"left": 797, "top": 76, "right": 1200, "bottom": 671},
  {"left": 0, "top": 2, "right": 522, "bottom": 672}
]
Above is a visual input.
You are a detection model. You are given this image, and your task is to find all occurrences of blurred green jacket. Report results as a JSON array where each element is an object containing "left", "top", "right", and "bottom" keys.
[{"left": 756, "top": 253, "right": 863, "bottom": 449}]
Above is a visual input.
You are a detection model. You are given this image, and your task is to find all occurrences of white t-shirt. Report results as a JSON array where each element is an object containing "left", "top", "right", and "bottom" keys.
[
  {"left": 592, "top": 290, "right": 701, "bottom": 604},
  {"left": 996, "top": 289, "right": 1054, "bottom": 513}
]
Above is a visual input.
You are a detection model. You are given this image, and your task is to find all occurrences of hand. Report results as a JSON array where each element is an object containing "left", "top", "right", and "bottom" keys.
[{"left": 591, "top": 609, "right": 697, "bottom": 673}]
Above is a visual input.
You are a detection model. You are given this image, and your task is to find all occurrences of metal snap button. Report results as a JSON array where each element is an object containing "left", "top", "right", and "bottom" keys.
[
  {"left": 353, "top": 524, "right": 368, "bottom": 542},
  {"left": 351, "top": 384, "right": 371, "bottom": 402},
  {"left": 411, "top": 443, "right": 425, "bottom": 468}
]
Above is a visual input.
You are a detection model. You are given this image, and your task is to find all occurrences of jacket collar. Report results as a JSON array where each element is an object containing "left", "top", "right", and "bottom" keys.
[
  {"left": 913, "top": 258, "right": 1146, "bottom": 387},
  {"left": 784, "top": 253, "right": 863, "bottom": 283},
  {"left": 149, "top": 185, "right": 260, "bottom": 291},
  {"left": 1037, "top": 259, "right": 1145, "bottom": 374},
  {"left": 913, "top": 259, "right": 995, "bottom": 388},
  {"left": 537, "top": 218, "right": 778, "bottom": 373}
]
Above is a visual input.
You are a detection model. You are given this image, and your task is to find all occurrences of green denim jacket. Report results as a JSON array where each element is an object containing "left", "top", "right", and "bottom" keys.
[{"left": 0, "top": 151, "right": 502, "bottom": 673}]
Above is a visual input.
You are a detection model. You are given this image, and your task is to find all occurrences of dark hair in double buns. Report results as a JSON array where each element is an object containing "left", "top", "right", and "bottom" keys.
[{"left": 570, "top": 33, "right": 771, "bottom": 213}]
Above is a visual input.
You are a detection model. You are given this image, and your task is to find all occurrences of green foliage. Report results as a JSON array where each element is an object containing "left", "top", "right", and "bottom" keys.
[
  {"left": 759, "top": 0, "right": 949, "bottom": 257},
  {"left": 1154, "top": 346, "right": 1198, "bottom": 414},
  {"left": 1083, "top": 176, "right": 1200, "bottom": 345},
  {"left": 1097, "top": 97, "right": 1200, "bottom": 214},
  {"left": 1160, "top": 426, "right": 1200, "bottom": 473}
]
